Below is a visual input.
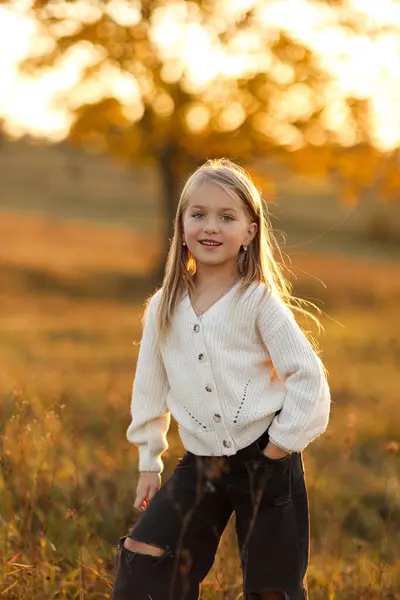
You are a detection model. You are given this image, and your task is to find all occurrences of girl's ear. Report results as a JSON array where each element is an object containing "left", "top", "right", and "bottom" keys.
[{"left": 247, "top": 221, "right": 258, "bottom": 243}]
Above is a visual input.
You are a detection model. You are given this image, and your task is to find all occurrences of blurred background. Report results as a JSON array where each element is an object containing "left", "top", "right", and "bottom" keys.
[{"left": 1, "top": 0, "right": 400, "bottom": 598}]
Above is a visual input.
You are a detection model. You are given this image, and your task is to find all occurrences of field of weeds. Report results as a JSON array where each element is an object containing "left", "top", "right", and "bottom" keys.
[{"left": 1, "top": 211, "right": 400, "bottom": 599}]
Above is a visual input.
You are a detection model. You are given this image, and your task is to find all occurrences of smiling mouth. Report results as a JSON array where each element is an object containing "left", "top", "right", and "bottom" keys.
[{"left": 199, "top": 241, "right": 222, "bottom": 247}]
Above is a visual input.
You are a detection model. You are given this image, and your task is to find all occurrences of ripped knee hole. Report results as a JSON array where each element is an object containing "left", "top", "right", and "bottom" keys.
[{"left": 123, "top": 537, "right": 166, "bottom": 557}]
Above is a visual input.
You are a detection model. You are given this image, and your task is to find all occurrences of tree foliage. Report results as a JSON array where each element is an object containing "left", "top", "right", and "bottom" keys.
[{"left": 2, "top": 0, "right": 399, "bottom": 276}]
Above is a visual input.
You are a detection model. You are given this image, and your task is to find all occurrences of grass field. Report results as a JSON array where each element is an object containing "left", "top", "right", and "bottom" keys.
[{"left": 1, "top": 208, "right": 400, "bottom": 599}]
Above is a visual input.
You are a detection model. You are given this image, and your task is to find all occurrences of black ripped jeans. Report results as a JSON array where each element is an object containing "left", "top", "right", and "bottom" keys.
[{"left": 112, "top": 428, "right": 309, "bottom": 600}]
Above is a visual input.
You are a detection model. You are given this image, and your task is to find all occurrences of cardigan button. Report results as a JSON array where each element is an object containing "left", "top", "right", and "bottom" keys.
[
  {"left": 223, "top": 440, "right": 232, "bottom": 448},
  {"left": 213, "top": 413, "right": 221, "bottom": 422},
  {"left": 198, "top": 353, "right": 205, "bottom": 361},
  {"left": 193, "top": 324, "right": 200, "bottom": 333},
  {"left": 205, "top": 384, "right": 212, "bottom": 392}
]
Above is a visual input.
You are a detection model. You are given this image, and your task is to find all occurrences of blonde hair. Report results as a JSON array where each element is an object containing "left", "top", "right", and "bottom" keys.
[{"left": 154, "top": 158, "right": 323, "bottom": 351}]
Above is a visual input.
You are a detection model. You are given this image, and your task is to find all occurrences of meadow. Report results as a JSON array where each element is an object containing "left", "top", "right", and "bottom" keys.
[{"left": 1, "top": 208, "right": 400, "bottom": 599}]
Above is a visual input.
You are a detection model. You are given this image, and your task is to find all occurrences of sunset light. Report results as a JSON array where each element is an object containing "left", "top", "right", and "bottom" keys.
[
  {"left": 2, "top": 3, "right": 400, "bottom": 598},
  {"left": 1, "top": 0, "right": 400, "bottom": 150}
]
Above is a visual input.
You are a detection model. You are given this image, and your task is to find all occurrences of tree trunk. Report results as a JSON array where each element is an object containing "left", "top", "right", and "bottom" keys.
[{"left": 153, "top": 143, "right": 180, "bottom": 286}]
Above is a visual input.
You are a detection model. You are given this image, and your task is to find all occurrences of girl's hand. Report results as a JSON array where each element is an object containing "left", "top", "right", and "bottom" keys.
[
  {"left": 263, "top": 441, "right": 290, "bottom": 460},
  {"left": 134, "top": 472, "right": 161, "bottom": 512}
]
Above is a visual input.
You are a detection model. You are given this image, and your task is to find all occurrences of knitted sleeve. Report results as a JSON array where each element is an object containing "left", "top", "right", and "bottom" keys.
[
  {"left": 256, "top": 289, "right": 331, "bottom": 452},
  {"left": 126, "top": 291, "right": 171, "bottom": 473}
]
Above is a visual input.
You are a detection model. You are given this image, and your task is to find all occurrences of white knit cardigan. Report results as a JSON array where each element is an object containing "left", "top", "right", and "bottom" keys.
[{"left": 127, "top": 281, "right": 331, "bottom": 473}]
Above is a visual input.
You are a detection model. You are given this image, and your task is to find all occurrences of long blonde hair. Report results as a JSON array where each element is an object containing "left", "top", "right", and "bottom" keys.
[{"left": 155, "top": 158, "right": 323, "bottom": 350}]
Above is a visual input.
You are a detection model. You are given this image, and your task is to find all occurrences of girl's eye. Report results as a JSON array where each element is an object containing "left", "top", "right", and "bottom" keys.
[{"left": 191, "top": 213, "right": 233, "bottom": 221}]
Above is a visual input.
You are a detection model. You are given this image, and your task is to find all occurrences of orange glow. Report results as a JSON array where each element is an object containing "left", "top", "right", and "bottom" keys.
[{"left": 1, "top": 1, "right": 400, "bottom": 149}]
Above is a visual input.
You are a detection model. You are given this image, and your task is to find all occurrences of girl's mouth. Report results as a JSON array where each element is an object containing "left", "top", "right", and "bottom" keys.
[{"left": 199, "top": 241, "right": 222, "bottom": 247}]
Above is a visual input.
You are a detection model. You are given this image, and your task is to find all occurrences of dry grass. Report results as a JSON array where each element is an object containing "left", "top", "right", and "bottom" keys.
[
  {"left": 0, "top": 211, "right": 158, "bottom": 276},
  {"left": 1, "top": 211, "right": 400, "bottom": 599}
]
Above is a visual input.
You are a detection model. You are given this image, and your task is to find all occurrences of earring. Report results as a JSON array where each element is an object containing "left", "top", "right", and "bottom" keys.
[
  {"left": 183, "top": 241, "right": 187, "bottom": 246},
  {"left": 242, "top": 244, "right": 248, "bottom": 252}
]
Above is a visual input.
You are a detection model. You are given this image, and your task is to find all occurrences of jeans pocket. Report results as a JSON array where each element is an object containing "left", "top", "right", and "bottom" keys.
[
  {"left": 255, "top": 441, "right": 293, "bottom": 505},
  {"left": 176, "top": 451, "right": 196, "bottom": 469},
  {"left": 256, "top": 439, "right": 292, "bottom": 463}
]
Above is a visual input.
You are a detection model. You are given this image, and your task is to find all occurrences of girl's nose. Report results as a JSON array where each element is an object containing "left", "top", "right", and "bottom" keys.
[{"left": 204, "top": 224, "right": 219, "bottom": 234}]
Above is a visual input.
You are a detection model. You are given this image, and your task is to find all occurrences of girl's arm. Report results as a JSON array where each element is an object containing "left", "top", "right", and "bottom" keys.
[
  {"left": 127, "top": 292, "right": 170, "bottom": 474},
  {"left": 257, "top": 291, "right": 331, "bottom": 453}
]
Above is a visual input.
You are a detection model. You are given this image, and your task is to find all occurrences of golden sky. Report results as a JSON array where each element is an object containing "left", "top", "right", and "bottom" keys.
[{"left": 1, "top": 0, "right": 400, "bottom": 151}]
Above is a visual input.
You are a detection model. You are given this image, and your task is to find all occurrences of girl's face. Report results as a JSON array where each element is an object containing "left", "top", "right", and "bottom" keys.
[{"left": 182, "top": 181, "right": 257, "bottom": 271}]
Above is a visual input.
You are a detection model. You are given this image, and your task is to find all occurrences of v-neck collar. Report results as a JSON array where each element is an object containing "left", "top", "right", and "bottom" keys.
[{"left": 184, "top": 279, "right": 242, "bottom": 322}]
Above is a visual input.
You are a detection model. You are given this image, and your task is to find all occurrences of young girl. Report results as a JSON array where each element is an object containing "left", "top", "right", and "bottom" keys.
[{"left": 112, "top": 159, "right": 331, "bottom": 600}]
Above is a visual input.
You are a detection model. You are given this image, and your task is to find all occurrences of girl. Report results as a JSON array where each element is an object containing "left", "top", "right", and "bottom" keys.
[{"left": 112, "top": 159, "right": 331, "bottom": 600}]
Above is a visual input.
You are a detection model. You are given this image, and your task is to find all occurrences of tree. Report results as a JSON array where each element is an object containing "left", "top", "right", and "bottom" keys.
[{"left": 2, "top": 0, "right": 399, "bottom": 280}]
